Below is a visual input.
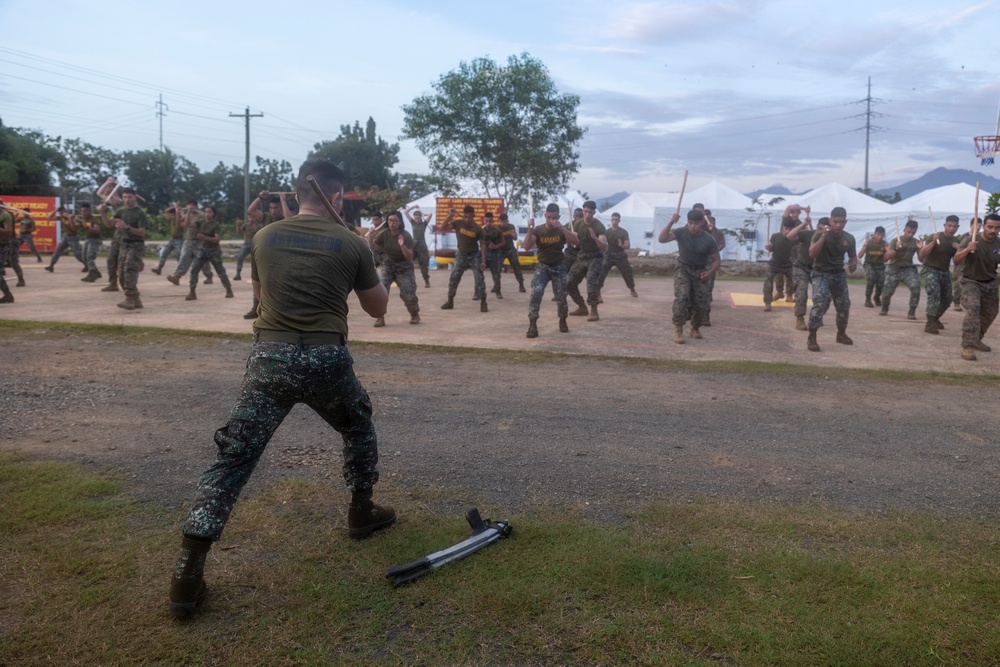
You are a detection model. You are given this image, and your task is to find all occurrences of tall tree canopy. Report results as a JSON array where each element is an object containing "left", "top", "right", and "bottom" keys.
[
  {"left": 402, "top": 53, "right": 585, "bottom": 212},
  {"left": 0, "top": 120, "right": 64, "bottom": 195},
  {"left": 309, "top": 117, "right": 399, "bottom": 191}
]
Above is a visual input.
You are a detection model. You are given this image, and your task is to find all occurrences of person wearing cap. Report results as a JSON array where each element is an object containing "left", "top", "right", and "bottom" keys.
[
  {"left": 566, "top": 200, "right": 607, "bottom": 321},
  {"left": 805, "top": 208, "right": 857, "bottom": 352},
  {"left": 522, "top": 203, "right": 580, "bottom": 338},
  {"left": 917, "top": 215, "right": 960, "bottom": 334},
  {"left": 658, "top": 209, "right": 721, "bottom": 343}
]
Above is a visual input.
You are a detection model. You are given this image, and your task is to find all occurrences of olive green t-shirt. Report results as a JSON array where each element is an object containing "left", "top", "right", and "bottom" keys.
[
  {"left": 170, "top": 215, "right": 185, "bottom": 240},
  {"left": 863, "top": 238, "right": 886, "bottom": 266},
  {"left": 922, "top": 235, "right": 958, "bottom": 271},
  {"left": 113, "top": 206, "right": 149, "bottom": 244},
  {"left": 527, "top": 224, "right": 567, "bottom": 266},
  {"left": 574, "top": 218, "right": 607, "bottom": 255},
  {"left": 793, "top": 228, "right": 815, "bottom": 269},
  {"left": 410, "top": 219, "right": 430, "bottom": 246},
  {"left": 183, "top": 212, "right": 204, "bottom": 241},
  {"left": 251, "top": 214, "right": 380, "bottom": 337},
  {"left": 452, "top": 219, "right": 483, "bottom": 254},
  {"left": 769, "top": 232, "right": 794, "bottom": 265},
  {"left": 606, "top": 227, "right": 629, "bottom": 253},
  {"left": 959, "top": 235, "right": 1000, "bottom": 282},
  {"left": 199, "top": 218, "right": 221, "bottom": 245},
  {"left": 810, "top": 230, "right": 856, "bottom": 273},
  {"left": 483, "top": 225, "right": 504, "bottom": 251},
  {"left": 22, "top": 216, "right": 38, "bottom": 234},
  {"left": 674, "top": 226, "right": 718, "bottom": 267},
  {"left": 81, "top": 214, "right": 102, "bottom": 239},
  {"left": 0, "top": 210, "right": 13, "bottom": 240},
  {"left": 373, "top": 228, "right": 414, "bottom": 261},
  {"left": 889, "top": 236, "right": 918, "bottom": 268},
  {"left": 499, "top": 222, "right": 517, "bottom": 251}
]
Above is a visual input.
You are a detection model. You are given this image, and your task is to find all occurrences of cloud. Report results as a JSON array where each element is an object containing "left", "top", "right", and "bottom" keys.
[{"left": 606, "top": 0, "right": 756, "bottom": 43}]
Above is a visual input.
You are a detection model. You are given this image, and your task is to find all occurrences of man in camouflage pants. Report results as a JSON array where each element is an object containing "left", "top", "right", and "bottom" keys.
[
  {"left": 806, "top": 207, "right": 857, "bottom": 352},
  {"left": 79, "top": 204, "right": 104, "bottom": 282},
  {"left": 858, "top": 225, "right": 887, "bottom": 307},
  {"left": 496, "top": 213, "right": 525, "bottom": 293},
  {"left": 917, "top": 215, "right": 959, "bottom": 334},
  {"left": 481, "top": 212, "right": 507, "bottom": 298},
  {"left": 100, "top": 188, "right": 148, "bottom": 310},
  {"left": 0, "top": 204, "right": 15, "bottom": 302},
  {"left": 599, "top": 212, "right": 638, "bottom": 298},
  {"left": 185, "top": 205, "right": 234, "bottom": 301},
  {"left": 659, "top": 209, "right": 721, "bottom": 343},
  {"left": 404, "top": 205, "right": 433, "bottom": 288},
  {"left": 881, "top": 219, "right": 922, "bottom": 319},
  {"left": 440, "top": 205, "right": 488, "bottom": 313},
  {"left": 954, "top": 214, "right": 1000, "bottom": 361},
  {"left": 523, "top": 203, "right": 581, "bottom": 338},
  {"left": 567, "top": 201, "right": 607, "bottom": 322},
  {"left": 368, "top": 210, "right": 420, "bottom": 326},
  {"left": 782, "top": 205, "right": 816, "bottom": 331}
]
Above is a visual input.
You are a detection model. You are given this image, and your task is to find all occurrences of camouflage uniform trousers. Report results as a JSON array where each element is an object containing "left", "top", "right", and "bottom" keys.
[
  {"left": 486, "top": 249, "right": 504, "bottom": 293},
  {"left": 673, "top": 263, "right": 711, "bottom": 328},
  {"left": 529, "top": 262, "right": 569, "bottom": 321},
  {"left": 83, "top": 238, "right": 103, "bottom": 272},
  {"left": 0, "top": 242, "right": 9, "bottom": 291},
  {"left": 380, "top": 257, "right": 419, "bottom": 316},
  {"left": 189, "top": 243, "right": 233, "bottom": 290},
  {"left": 181, "top": 341, "right": 379, "bottom": 541},
  {"left": 952, "top": 264, "right": 963, "bottom": 306},
  {"left": 117, "top": 242, "right": 145, "bottom": 298},
  {"left": 567, "top": 252, "right": 603, "bottom": 307},
  {"left": 499, "top": 247, "right": 525, "bottom": 287},
  {"left": 921, "top": 266, "right": 953, "bottom": 319},
  {"left": 18, "top": 233, "right": 42, "bottom": 260},
  {"left": 882, "top": 266, "right": 921, "bottom": 311},
  {"left": 235, "top": 239, "right": 252, "bottom": 276},
  {"left": 157, "top": 237, "right": 184, "bottom": 271},
  {"left": 808, "top": 270, "right": 850, "bottom": 332},
  {"left": 793, "top": 265, "right": 812, "bottom": 318},
  {"left": 105, "top": 237, "right": 121, "bottom": 285},
  {"left": 960, "top": 278, "right": 999, "bottom": 349},
  {"left": 51, "top": 234, "right": 86, "bottom": 267},
  {"left": 6, "top": 237, "right": 23, "bottom": 281},
  {"left": 774, "top": 272, "right": 788, "bottom": 297},
  {"left": 599, "top": 251, "right": 635, "bottom": 290},
  {"left": 174, "top": 239, "right": 213, "bottom": 279},
  {"left": 447, "top": 251, "right": 486, "bottom": 302},
  {"left": 864, "top": 263, "right": 885, "bottom": 301},
  {"left": 763, "top": 263, "right": 793, "bottom": 304},
  {"left": 556, "top": 247, "right": 579, "bottom": 299},
  {"left": 413, "top": 241, "right": 431, "bottom": 283}
]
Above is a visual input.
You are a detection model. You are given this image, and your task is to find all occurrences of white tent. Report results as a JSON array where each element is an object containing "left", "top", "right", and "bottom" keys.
[{"left": 893, "top": 183, "right": 992, "bottom": 234}]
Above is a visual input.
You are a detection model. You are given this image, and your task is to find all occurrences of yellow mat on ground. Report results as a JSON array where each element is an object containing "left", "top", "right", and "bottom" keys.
[{"left": 728, "top": 292, "right": 805, "bottom": 308}]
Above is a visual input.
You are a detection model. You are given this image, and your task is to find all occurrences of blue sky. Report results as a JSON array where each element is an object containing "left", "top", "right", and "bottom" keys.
[{"left": 1, "top": 0, "right": 997, "bottom": 197}]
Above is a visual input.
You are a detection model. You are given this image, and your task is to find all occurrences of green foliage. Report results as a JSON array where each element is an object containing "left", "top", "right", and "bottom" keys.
[
  {"left": 309, "top": 117, "right": 399, "bottom": 191},
  {"left": 402, "top": 53, "right": 585, "bottom": 210},
  {"left": 0, "top": 119, "right": 65, "bottom": 195},
  {"left": 987, "top": 191, "right": 999, "bottom": 214}
]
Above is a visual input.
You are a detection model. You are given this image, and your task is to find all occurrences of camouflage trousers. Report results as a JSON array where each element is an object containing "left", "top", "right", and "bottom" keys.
[
  {"left": 673, "top": 264, "right": 711, "bottom": 327},
  {"left": 864, "top": 263, "right": 885, "bottom": 301},
  {"left": 529, "top": 262, "right": 568, "bottom": 321},
  {"left": 174, "top": 239, "right": 213, "bottom": 279},
  {"left": 413, "top": 242, "right": 430, "bottom": 283},
  {"left": 117, "top": 242, "right": 144, "bottom": 298},
  {"left": 51, "top": 234, "right": 86, "bottom": 267},
  {"left": 83, "top": 238, "right": 102, "bottom": 272},
  {"left": 235, "top": 239, "right": 252, "bottom": 275},
  {"left": 380, "top": 257, "right": 419, "bottom": 315},
  {"left": 921, "top": 266, "right": 953, "bottom": 319},
  {"left": 18, "top": 233, "right": 41, "bottom": 260},
  {"left": 599, "top": 251, "right": 635, "bottom": 290},
  {"left": 567, "top": 252, "right": 603, "bottom": 307},
  {"left": 500, "top": 247, "right": 525, "bottom": 287},
  {"left": 0, "top": 242, "right": 8, "bottom": 289},
  {"left": 763, "top": 263, "right": 793, "bottom": 304},
  {"left": 808, "top": 270, "right": 850, "bottom": 331},
  {"left": 486, "top": 249, "right": 504, "bottom": 293},
  {"left": 882, "top": 266, "right": 920, "bottom": 311},
  {"left": 793, "top": 266, "right": 812, "bottom": 317},
  {"left": 6, "top": 239, "right": 23, "bottom": 280},
  {"left": 952, "top": 265, "right": 963, "bottom": 303},
  {"left": 189, "top": 243, "right": 232, "bottom": 290},
  {"left": 960, "top": 278, "right": 999, "bottom": 349},
  {"left": 181, "top": 341, "right": 379, "bottom": 541},
  {"left": 774, "top": 272, "right": 788, "bottom": 296},
  {"left": 447, "top": 251, "right": 485, "bottom": 302},
  {"left": 157, "top": 237, "right": 184, "bottom": 270},
  {"left": 105, "top": 237, "right": 121, "bottom": 285}
]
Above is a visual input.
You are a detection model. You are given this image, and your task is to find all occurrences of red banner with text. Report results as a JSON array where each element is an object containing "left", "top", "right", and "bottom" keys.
[{"left": 1, "top": 195, "right": 59, "bottom": 253}]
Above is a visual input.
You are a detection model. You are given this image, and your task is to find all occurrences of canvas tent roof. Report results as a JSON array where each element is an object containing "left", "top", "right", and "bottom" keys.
[
  {"left": 893, "top": 183, "right": 987, "bottom": 216},
  {"left": 787, "top": 182, "right": 895, "bottom": 214}
]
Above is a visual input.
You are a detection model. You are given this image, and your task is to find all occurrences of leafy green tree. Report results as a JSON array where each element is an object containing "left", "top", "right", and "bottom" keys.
[
  {"left": 0, "top": 120, "right": 64, "bottom": 195},
  {"left": 123, "top": 148, "right": 200, "bottom": 214},
  {"left": 402, "top": 53, "right": 585, "bottom": 210},
  {"left": 53, "top": 138, "right": 124, "bottom": 201},
  {"left": 987, "top": 191, "right": 999, "bottom": 215},
  {"left": 309, "top": 118, "right": 399, "bottom": 191}
]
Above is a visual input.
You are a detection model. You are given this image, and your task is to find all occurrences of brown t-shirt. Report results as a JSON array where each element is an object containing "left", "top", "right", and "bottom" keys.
[
  {"left": 527, "top": 224, "right": 568, "bottom": 266},
  {"left": 960, "top": 235, "right": 1000, "bottom": 282},
  {"left": 452, "top": 218, "right": 483, "bottom": 255}
]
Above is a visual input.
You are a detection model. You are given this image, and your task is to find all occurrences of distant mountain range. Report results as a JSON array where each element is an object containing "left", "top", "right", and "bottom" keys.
[
  {"left": 595, "top": 191, "right": 629, "bottom": 211},
  {"left": 873, "top": 168, "right": 1000, "bottom": 199}
]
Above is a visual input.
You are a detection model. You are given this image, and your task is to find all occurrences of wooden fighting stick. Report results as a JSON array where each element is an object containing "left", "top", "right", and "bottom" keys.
[
  {"left": 304, "top": 176, "right": 349, "bottom": 230},
  {"left": 98, "top": 180, "right": 123, "bottom": 208},
  {"left": 928, "top": 207, "right": 938, "bottom": 236},
  {"left": 893, "top": 217, "right": 902, "bottom": 248},
  {"left": 973, "top": 182, "right": 981, "bottom": 242},
  {"left": 675, "top": 170, "right": 689, "bottom": 216}
]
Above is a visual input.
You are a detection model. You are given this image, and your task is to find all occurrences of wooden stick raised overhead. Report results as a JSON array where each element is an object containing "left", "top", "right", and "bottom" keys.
[
  {"left": 675, "top": 170, "right": 689, "bottom": 216},
  {"left": 973, "top": 182, "right": 981, "bottom": 242},
  {"left": 305, "top": 176, "right": 349, "bottom": 230},
  {"left": 893, "top": 217, "right": 902, "bottom": 248},
  {"left": 928, "top": 206, "right": 937, "bottom": 235}
]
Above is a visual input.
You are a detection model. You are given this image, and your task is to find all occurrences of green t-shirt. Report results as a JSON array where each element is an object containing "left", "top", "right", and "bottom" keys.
[
  {"left": 199, "top": 218, "right": 221, "bottom": 245},
  {"left": 0, "top": 210, "right": 13, "bottom": 241},
  {"left": 113, "top": 206, "right": 149, "bottom": 243},
  {"left": 183, "top": 212, "right": 204, "bottom": 241},
  {"left": 373, "top": 228, "right": 414, "bottom": 261},
  {"left": 499, "top": 222, "right": 517, "bottom": 251},
  {"left": 170, "top": 215, "right": 185, "bottom": 240},
  {"left": 889, "top": 236, "right": 918, "bottom": 268},
  {"left": 483, "top": 225, "right": 504, "bottom": 252},
  {"left": 959, "top": 235, "right": 1000, "bottom": 282},
  {"left": 674, "top": 226, "right": 718, "bottom": 267},
  {"left": 410, "top": 219, "right": 430, "bottom": 246},
  {"left": 527, "top": 224, "right": 567, "bottom": 266},
  {"left": 22, "top": 216, "right": 38, "bottom": 234},
  {"left": 922, "top": 235, "right": 958, "bottom": 271},
  {"left": 606, "top": 227, "right": 629, "bottom": 253},
  {"left": 452, "top": 219, "right": 483, "bottom": 254},
  {"left": 793, "top": 228, "right": 814, "bottom": 269},
  {"left": 81, "top": 214, "right": 102, "bottom": 239},
  {"left": 769, "top": 232, "right": 794, "bottom": 265},
  {"left": 863, "top": 238, "right": 886, "bottom": 266},
  {"left": 810, "top": 230, "right": 856, "bottom": 273},
  {"left": 251, "top": 214, "right": 380, "bottom": 337},
  {"left": 574, "top": 218, "right": 607, "bottom": 255}
]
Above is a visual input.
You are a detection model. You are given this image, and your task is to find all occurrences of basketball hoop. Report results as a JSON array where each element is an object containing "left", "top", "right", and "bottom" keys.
[{"left": 974, "top": 136, "right": 999, "bottom": 166}]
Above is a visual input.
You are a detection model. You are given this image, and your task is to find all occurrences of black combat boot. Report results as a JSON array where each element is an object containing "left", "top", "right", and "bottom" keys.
[
  {"left": 169, "top": 535, "right": 212, "bottom": 619},
  {"left": 907, "top": 307, "right": 916, "bottom": 320},
  {"left": 0, "top": 283, "right": 13, "bottom": 303},
  {"left": 924, "top": 319, "right": 938, "bottom": 335},
  {"left": 441, "top": 298, "right": 454, "bottom": 310},
  {"left": 807, "top": 329, "right": 820, "bottom": 352},
  {"left": 559, "top": 317, "right": 569, "bottom": 333},
  {"left": 526, "top": 318, "right": 538, "bottom": 338},
  {"left": 836, "top": 328, "right": 853, "bottom": 345},
  {"left": 347, "top": 491, "right": 396, "bottom": 539},
  {"left": 185, "top": 287, "right": 197, "bottom": 301}
]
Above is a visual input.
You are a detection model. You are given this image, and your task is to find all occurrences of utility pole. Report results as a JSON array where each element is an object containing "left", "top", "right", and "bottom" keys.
[
  {"left": 229, "top": 106, "right": 264, "bottom": 217},
  {"left": 864, "top": 78, "right": 872, "bottom": 193},
  {"left": 156, "top": 94, "right": 169, "bottom": 151}
]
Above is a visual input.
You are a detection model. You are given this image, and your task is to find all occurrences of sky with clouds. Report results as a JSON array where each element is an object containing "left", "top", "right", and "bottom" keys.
[{"left": 1, "top": 0, "right": 997, "bottom": 198}]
